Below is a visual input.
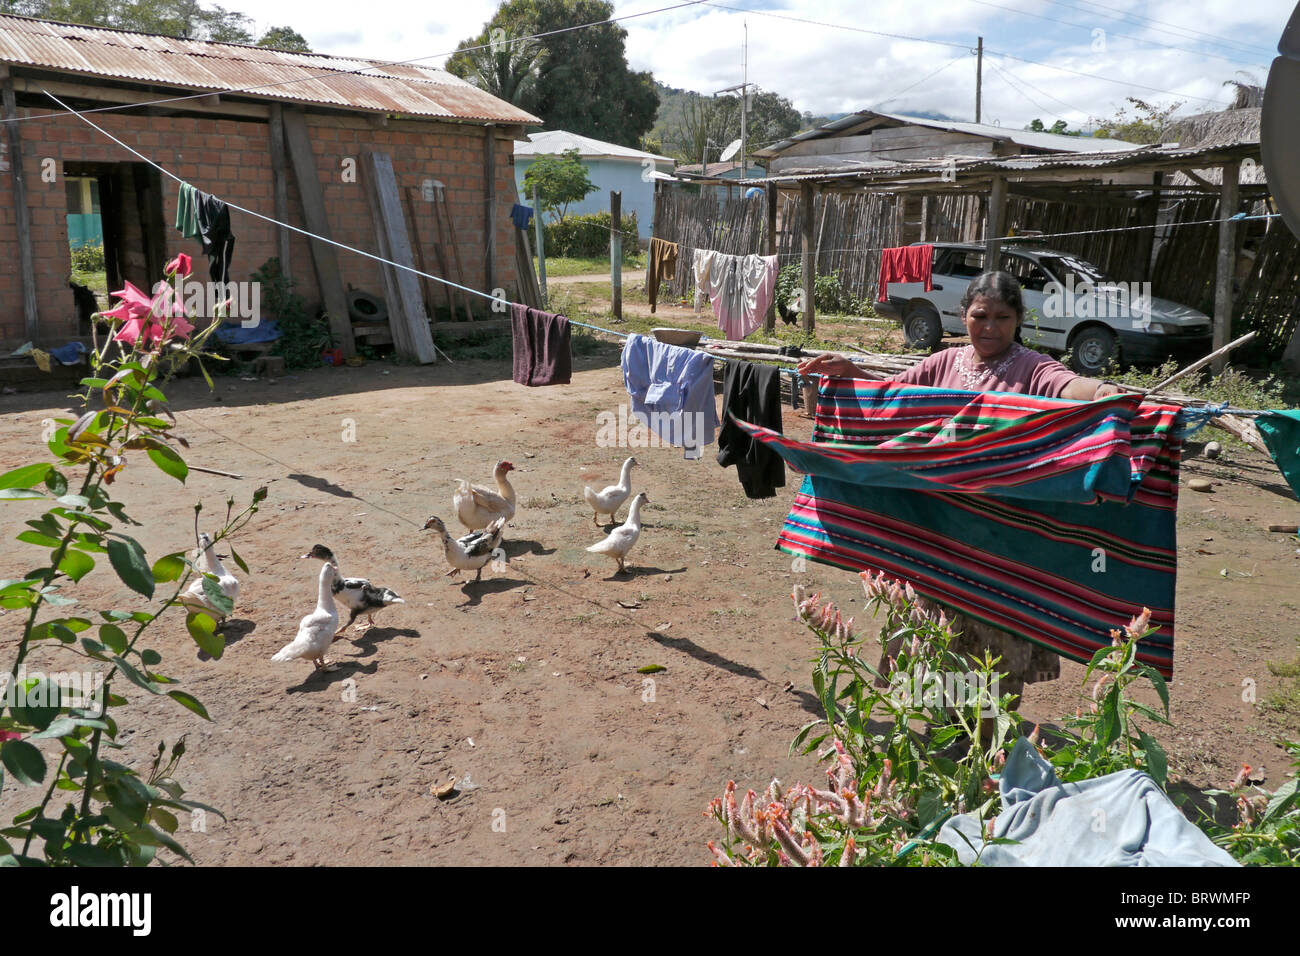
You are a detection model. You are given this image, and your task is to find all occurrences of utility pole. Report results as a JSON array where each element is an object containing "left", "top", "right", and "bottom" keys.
[
  {"left": 975, "top": 36, "right": 983, "bottom": 124},
  {"left": 741, "top": 20, "right": 747, "bottom": 181}
]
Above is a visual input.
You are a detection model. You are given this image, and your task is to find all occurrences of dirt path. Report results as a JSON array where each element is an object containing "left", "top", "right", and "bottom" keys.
[{"left": 1, "top": 354, "right": 1296, "bottom": 865}]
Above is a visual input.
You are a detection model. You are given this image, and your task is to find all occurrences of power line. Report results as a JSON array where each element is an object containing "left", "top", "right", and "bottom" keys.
[
  {"left": 987, "top": 61, "right": 1066, "bottom": 119},
  {"left": 988, "top": 61, "right": 1092, "bottom": 119},
  {"left": 962, "top": 0, "right": 1270, "bottom": 68},
  {"left": 875, "top": 53, "right": 972, "bottom": 110},
  {"left": 1039, "top": 0, "right": 1277, "bottom": 60},
  {"left": 2, "top": 0, "right": 710, "bottom": 124},
  {"left": 702, "top": 0, "right": 1227, "bottom": 106}
]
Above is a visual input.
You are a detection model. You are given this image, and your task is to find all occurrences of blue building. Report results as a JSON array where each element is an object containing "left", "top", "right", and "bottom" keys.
[{"left": 514, "top": 130, "right": 675, "bottom": 239}]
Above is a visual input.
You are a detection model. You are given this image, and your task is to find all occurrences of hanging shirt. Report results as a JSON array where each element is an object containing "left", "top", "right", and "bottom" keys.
[
  {"left": 195, "top": 192, "right": 235, "bottom": 283},
  {"left": 878, "top": 244, "right": 933, "bottom": 300},
  {"left": 175, "top": 183, "right": 200, "bottom": 240},
  {"left": 647, "top": 237, "right": 678, "bottom": 314},
  {"left": 621, "top": 333, "right": 718, "bottom": 459},
  {"left": 716, "top": 359, "right": 785, "bottom": 498},
  {"left": 693, "top": 250, "right": 779, "bottom": 340},
  {"left": 510, "top": 204, "right": 534, "bottom": 230}
]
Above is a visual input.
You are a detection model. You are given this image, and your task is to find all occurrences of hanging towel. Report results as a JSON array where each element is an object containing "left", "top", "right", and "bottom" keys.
[
  {"left": 937, "top": 738, "right": 1238, "bottom": 866},
  {"left": 510, "top": 303, "right": 572, "bottom": 387},
  {"left": 716, "top": 359, "right": 786, "bottom": 499},
  {"left": 621, "top": 333, "right": 718, "bottom": 459},
  {"left": 692, "top": 248, "right": 724, "bottom": 313},
  {"left": 737, "top": 253, "right": 779, "bottom": 339},
  {"left": 1258, "top": 410, "right": 1300, "bottom": 499},
  {"left": 647, "top": 237, "right": 678, "bottom": 314},
  {"left": 878, "top": 244, "right": 933, "bottom": 301},
  {"left": 195, "top": 191, "right": 236, "bottom": 283},
  {"left": 734, "top": 378, "right": 1185, "bottom": 677},
  {"left": 511, "top": 203, "right": 534, "bottom": 230},
  {"left": 175, "top": 183, "right": 200, "bottom": 240}
]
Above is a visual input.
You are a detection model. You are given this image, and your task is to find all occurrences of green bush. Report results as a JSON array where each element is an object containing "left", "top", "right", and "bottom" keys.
[
  {"left": 774, "top": 263, "right": 871, "bottom": 316},
  {"left": 543, "top": 212, "right": 640, "bottom": 260},
  {"left": 250, "top": 258, "right": 333, "bottom": 370},
  {"left": 69, "top": 242, "right": 106, "bottom": 273}
]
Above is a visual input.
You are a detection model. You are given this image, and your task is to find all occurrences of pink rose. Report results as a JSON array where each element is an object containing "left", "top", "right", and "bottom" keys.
[{"left": 165, "top": 253, "right": 193, "bottom": 278}]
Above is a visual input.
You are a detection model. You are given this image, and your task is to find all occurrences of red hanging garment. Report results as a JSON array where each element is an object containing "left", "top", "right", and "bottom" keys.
[{"left": 878, "top": 244, "right": 933, "bottom": 300}]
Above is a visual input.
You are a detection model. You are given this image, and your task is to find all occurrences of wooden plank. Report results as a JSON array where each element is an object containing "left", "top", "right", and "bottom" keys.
[
  {"left": 362, "top": 166, "right": 415, "bottom": 359},
  {"left": 800, "top": 182, "right": 816, "bottom": 333},
  {"left": 267, "top": 104, "right": 292, "bottom": 273},
  {"left": 610, "top": 189, "right": 622, "bottom": 321},
  {"left": 16, "top": 76, "right": 270, "bottom": 119},
  {"left": 985, "top": 174, "right": 1008, "bottom": 265},
  {"left": 361, "top": 150, "right": 437, "bottom": 364},
  {"left": 280, "top": 107, "right": 354, "bottom": 356},
  {"left": 764, "top": 183, "right": 777, "bottom": 332},
  {"left": 1, "top": 66, "right": 40, "bottom": 345},
  {"left": 401, "top": 186, "right": 437, "bottom": 317},
  {"left": 1212, "top": 160, "right": 1240, "bottom": 373},
  {"left": 484, "top": 125, "right": 497, "bottom": 295},
  {"left": 435, "top": 186, "right": 475, "bottom": 321}
]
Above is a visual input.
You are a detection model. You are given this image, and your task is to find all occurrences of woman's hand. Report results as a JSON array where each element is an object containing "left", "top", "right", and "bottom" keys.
[
  {"left": 1093, "top": 382, "right": 1124, "bottom": 399},
  {"left": 796, "top": 354, "right": 866, "bottom": 379}
]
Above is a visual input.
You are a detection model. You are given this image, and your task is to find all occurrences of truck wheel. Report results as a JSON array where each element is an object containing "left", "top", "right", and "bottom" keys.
[
  {"left": 347, "top": 290, "right": 388, "bottom": 324},
  {"left": 903, "top": 308, "right": 942, "bottom": 350},
  {"left": 1068, "top": 326, "right": 1117, "bottom": 376}
]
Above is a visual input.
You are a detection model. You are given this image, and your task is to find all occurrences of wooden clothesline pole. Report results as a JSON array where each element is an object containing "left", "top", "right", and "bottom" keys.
[{"left": 1141, "top": 331, "right": 1256, "bottom": 395}]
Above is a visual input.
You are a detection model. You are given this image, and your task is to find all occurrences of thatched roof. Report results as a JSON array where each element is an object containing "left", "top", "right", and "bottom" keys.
[{"left": 1162, "top": 107, "right": 1264, "bottom": 186}]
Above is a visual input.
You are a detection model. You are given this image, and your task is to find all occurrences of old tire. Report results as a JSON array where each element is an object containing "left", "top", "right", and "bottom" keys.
[
  {"left": 903, "top": 308, "right": 942, "bottom": 350},
  {"left": 1068, "top": 326, "right": 1117, "bottom": 376},
  {"left": 347, "top": 290, "right": 388, "bottom": 324}
]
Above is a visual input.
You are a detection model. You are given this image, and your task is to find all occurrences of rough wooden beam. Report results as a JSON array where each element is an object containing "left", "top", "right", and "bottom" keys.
[
  {"left": 484, "top": 125, "right": 496, "bottom": 296},
  {"left": 764, "top": 183, "right": 777, "bottom": 332},
  {"left": 985, "top": 174, "right": 1008, "bottom": 266},
  {"left": 1, "top": 66, "right": 39, "bottom": 346},
  {"left": 267, "top": 103, "right": 291, "bottom": 274},
  {"left": 800, "top": 182, "right": 816, "bottom": 333},
  {"left": 1212, "top": 160, "right": 1240, "bottom": 373},
  {"left": 281, "top": 106, "right": 354, "bottom": 356},
  {"left": 15, "top": 76, "right": 269, "bottom": 119}
]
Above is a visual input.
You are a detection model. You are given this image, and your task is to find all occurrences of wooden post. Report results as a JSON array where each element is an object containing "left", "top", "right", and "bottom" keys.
[
  {"left": 610, "top": 190, "right": 622, "bottom": 321},
  {"left": 1212, "top": 160, "right": 1240, "bottom": 374},
  {"left": 764, "top": 183, "right": 778, "bottom": 332},
  {"left": 484, "top": 125, "right": 496, "bottom": 295},
  {"left": 800, "top": 182, "right": 816, "bottom": 334},
  {"left": 985, "top": 175, "right": 1007, "bottom": 267},
  {"left": 2, "top": 66, "right": 40, "bottom": 346},
  {"left": 268, "top": 104, "right": 292, "bottom": 273},
  {"left": 533, "top": 183, "right": 547, "bottom": 308},
  {"left": 281, "top": 107, "right": 355, "bottom": 356}
]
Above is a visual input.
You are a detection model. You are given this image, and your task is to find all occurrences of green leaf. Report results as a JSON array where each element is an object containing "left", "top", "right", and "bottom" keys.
[
  {"left": 99, "top": 623, "right": 128, "bottom": 655},
  {"left": 185, "top": 611, "right": 223, "bottom": 659},
  {"left": 43, "top": 469, "right": 68, "bottom": 497},
  {"left": 1264, "top": 778, "right": 1299, "bottom": 822},
  {"left": 111, "top": 656, "right": 162, "bottom": 695},
  {"left": 146, "top": 444, "right": 188, "bottom": 483},
  {"left": 252, "top": 485, "right": 268, "bottom": 504},
  {"left": 58, "top": 549, "right": 95, "bottom": 583},
  {"left": 11, "top": 676, "right": 62, "bottom": 729},
  {"left": 30, "top": 718, "right": 80, "bottom": 740},
  {"left": 151, "top": 552, "right": 186, "bottom": 583},
  {"left": 229, "top": 547, "right": 250, "bottom": 575},
  {"left": 0, "top": 463, "right": 52, "bottom": 490},
  {"left": 0, "top": 740, "right": 46, "bottom": 786},
  {"left": 168, "top": 690, "right": 211, "bottom": 721},
  {"left": 1138, "top": 731, "right": 1167, "bottom": 786},
  {"left": 16, "top": 530, "right": 60, "bottom": 548},
  {"left": 201, "top": 575, "right": 234, "bottom": 617},
  {"left": 0, "top": 488, "right": 47, "bottom": 501},
  {"left": 106, "top": 535, "right": 154, "bottom": 598},
  {"left": 140, "top": 649, "right": 161, "bottom": 667},
  {"left": 56, "top": 494, "right": 90, "bottom": 508}
]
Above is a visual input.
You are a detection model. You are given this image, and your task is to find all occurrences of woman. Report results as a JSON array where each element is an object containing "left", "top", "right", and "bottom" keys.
[{"left": 796, "top": 271, "right": 1129, "bottom": 709}]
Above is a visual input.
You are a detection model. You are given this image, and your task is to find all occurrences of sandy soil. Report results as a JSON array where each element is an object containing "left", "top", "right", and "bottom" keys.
[{"left": 1, "top": 349, "right": 1297, "bottom": 865}]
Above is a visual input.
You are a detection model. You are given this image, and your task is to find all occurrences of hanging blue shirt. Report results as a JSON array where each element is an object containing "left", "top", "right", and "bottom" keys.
[{"left": 621, "top": 333, "right": 718, "bottom": 459}]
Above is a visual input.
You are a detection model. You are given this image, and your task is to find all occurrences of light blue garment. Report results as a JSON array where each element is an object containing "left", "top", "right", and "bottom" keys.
[
  {"left": 937, "top": 738, "right": 1238, "bottom": 866},
  {"left": 621, "top": 333, "right": 718, "bottom": 459}
]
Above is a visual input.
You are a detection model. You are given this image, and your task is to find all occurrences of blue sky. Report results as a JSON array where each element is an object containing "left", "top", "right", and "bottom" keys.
[{"left": 245, "top": 0, "right": 1291, "bottom": 130}]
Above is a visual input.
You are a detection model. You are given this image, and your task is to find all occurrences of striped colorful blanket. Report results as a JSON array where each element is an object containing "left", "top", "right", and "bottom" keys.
[{"left": 737, "top": 378, "right": 1184, "bottom": 677}]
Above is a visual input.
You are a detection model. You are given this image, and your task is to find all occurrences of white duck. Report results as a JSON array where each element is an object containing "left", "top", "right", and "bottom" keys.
[
  {"left": 586, "top": 492, "right": 649, "bottom": 575},
  {"left": 271, "top": 562, "right": 341, "bottom": 671},
  {"left": 583, "top": 456, "right": 637, "bottom": 526},
  {"left": 302, "top": 544, "right": 405, "bottom": 636},
  {"left": 453, "top": 460, "right": 517, "bottom": 531},
  {"left": 424, "top": 515, "right": 506, "bottom": 582},
  {"left": 179, "top": 532, "right": 240, "bottom": 625}
]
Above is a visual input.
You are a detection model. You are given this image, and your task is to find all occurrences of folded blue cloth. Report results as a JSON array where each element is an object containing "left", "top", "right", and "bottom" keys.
[
  {"left": 48, "top": 342, "right": 88, "bottom": 365},
  {"left": 937, "top": 738, "right": 1238, "bottom": 866},
  {"left": 511, "top": 203, "right": 534, "bottom": 230},
  {"left": 213, "top": 319, "right": 281, "bottom": 345}
]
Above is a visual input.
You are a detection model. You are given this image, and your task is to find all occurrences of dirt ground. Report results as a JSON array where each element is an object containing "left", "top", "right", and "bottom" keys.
[{"left": 1, "top": 346, "right": 1298, "bottom": 866}]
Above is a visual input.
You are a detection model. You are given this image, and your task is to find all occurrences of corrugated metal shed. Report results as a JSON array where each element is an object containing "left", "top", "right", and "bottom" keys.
[
  {"left": 515, "top": 129, "right": 672, "bottom": 163},
  {"left": 755, "top": 109, "right": 1139, "bottom": 159},
  {"left": 0, "top": 14, "right": 540, "bottom": 124}
]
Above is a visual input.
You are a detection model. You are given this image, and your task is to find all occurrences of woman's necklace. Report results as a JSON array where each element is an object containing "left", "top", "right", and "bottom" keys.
[{"left": 955, "top": 343, "right": 1023, "bottom": 390}]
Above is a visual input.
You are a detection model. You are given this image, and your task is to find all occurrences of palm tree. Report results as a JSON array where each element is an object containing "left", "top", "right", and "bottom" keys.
[{"left": 459, "top": 35, "right": 543, "bottom": 110}]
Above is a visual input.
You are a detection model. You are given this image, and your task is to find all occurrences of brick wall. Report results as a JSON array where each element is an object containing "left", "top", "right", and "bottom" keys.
[{"left": 0, "top": 103, "right": 524, "bottom": 348}]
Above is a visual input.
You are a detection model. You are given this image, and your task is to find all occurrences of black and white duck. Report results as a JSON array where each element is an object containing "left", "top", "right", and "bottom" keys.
[{"left": 302, "top": 544, "right": 405, "bottom": 637}]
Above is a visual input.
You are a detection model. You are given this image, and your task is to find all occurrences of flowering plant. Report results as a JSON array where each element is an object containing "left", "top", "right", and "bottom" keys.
[{"left": 0, "top": 253, "right": 263, "bottom": 865}]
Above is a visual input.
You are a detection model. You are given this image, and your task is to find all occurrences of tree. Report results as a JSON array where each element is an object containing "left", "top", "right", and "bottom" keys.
[
  {"left": 663, "top": 88, "right": 801, "bottom": 166},
  {"left": 257, "top": 26, "right": 311, "bottom": 52},
  {"left": 521, "top": 148, "right": 597, "bottom": 222},
  {"left": 0, "top": 0, "right": 275, "bottom": 44},
  {"left": 448, "top": 0, "right": 659, "bottom": 148},
  {"left": 1093, "top": 97, "right": 1182, "bottom": 145},
  {"left": 451, "top": 33, "right": 543, "bottom": 111},
  {"left": 1026, "top": 118, "right": 1081, "bottom": 136}
]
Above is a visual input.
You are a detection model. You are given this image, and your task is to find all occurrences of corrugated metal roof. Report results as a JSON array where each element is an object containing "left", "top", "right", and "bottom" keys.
[
  {"left": 755, "top": 109, "right": 1139, "bottom": 158},
  {"left": 739, "top": 141, "right": 1262, "bottom": 185},
  {"left": 0, "top": 14, "right": 540, "bottom": 124},
  {"left": 515, "top": 129, "right": 672, "bottom": 163}
]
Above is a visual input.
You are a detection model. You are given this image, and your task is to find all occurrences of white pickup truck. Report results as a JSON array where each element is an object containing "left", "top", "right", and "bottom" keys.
[{"left": 875, "top": 242, "right": 1213, "bottom": 376}]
